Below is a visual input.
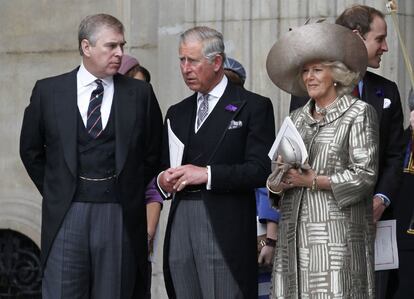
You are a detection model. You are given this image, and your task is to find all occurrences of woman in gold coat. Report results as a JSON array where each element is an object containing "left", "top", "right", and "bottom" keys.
[{"left": 266, "top": 23, "right": 379, "bottom": 298}]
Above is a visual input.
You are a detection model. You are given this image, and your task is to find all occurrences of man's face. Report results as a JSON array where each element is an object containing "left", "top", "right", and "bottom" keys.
[
  {"left": 82, "top": 26, "right": 125, "bottom": 78},
  {"left": 179, "top": 41, "right": 221, "bottom": 94},
  {"left": 362, "top": 16, "right": 388, "bottom": 68}
]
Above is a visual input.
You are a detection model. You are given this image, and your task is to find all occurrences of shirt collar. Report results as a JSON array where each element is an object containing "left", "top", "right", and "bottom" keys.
[
  {"left": 77, "top": 63, "right": 113, "bottom": 87},
  {"left": 197, "top": 75, "right": 228, "bottom": 100}
]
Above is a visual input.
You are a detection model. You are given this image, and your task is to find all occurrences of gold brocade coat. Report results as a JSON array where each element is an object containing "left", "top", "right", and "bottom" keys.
[{"left": 271, "top": 95, "right": 379, "bottom": 299}]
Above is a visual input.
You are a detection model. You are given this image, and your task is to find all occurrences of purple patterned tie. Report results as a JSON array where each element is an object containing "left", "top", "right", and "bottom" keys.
[
  {"left": 197, "top": 94, "right": 209, "bottom": 129},
  {"left": 86, "top": 79, "right": 104, "bottom": 138}
]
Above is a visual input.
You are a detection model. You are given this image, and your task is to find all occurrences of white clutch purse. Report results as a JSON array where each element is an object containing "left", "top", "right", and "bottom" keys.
[{"left": 266, "top": 136, "right": 309, "bottom": 206}]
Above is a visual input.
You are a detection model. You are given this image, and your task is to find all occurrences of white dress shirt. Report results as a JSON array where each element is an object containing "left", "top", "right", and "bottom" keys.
[
  {"left": 158, "top": 75, "right": 229, "bottom": 196},
  {"left": 194, "top": 75, "right": 228, "bottom": 132},
  {"left": 77, "top": 63, "right": 114, "bottom": 129}
]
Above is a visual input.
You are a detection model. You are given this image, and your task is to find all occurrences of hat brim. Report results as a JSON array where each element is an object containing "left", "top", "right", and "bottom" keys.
[{"left": 266, "top": 23, "right": 368, "bottom": 97}]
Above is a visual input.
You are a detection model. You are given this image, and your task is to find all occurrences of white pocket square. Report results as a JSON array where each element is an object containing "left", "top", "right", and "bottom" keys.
[
  {"left": 383, "top": 98, "right": 391, "bottom": 109},
  {"left": 228, "top": 120, "right": 243, "bottom": 130}
]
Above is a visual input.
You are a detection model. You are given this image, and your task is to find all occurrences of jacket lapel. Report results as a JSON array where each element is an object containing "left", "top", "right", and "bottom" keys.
[
  {"left": 204, "top": 83, "right": 246, "bottom": 162},
  {"left": 114, "top": 75, "right": 136, "bottom": 175},
  {"left": 54, "top": 69, "right": 78, "bottom": 178},
  {"left": 363, "top": 72, "right": 383, "bottom": 121}
]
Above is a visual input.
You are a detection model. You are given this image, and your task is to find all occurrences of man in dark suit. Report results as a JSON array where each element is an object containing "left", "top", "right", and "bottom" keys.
[
  {"left": 392, "top": 110, "right": 414, "bottom": 298},
  {"left": 20, "top": 14, "right": 163, "bottom": 299},
  {"left": 289, "top": 5, "right": 404, "bottom": 299},
  {"left": 158, "top": 26, "right": 275, "bottom": 298}
]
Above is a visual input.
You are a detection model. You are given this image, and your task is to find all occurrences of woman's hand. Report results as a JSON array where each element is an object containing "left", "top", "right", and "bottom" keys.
[
  {"left": 258, "top": 244, "right": 275, "bottom": 265},
  {"left": 282, "top": 168, "right": 316, "bottom": 189}
]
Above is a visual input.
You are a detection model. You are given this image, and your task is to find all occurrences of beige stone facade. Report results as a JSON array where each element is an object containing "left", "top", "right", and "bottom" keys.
[{"left": 1, "top": 1, "right": 413, "bottom": 297}]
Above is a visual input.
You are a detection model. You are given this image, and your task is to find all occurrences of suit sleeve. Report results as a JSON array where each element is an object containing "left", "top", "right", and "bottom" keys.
[
  {"left": 290, "top": 95, "right": 309, "bottom": 112},
  {"left": 143, "top": 84, "right": 163, "bottom": 187},
  {"left": 159, "top": 108, "right": 173, "bottom": 172},
  {"left": 20, "top": 81, "right": 46, "bottom": 195},
  {"left": 210, "top": 97, "right": 275, "bottom": 191},
  {"left": 375, "top": 82, "right": 405, "bottom": 202},
  {"left": 155, "top": 107, "right": 174, "bottom": 200}
]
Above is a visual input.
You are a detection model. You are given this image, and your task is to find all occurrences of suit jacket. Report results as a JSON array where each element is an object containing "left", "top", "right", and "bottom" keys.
[
  {"left": 161, "top": 81, "right": 275, "bottom": 298},
  {"left": 20, "top": 68, "right": 163, "bottom": 298},
  {"left": 290, "top": 71, "right": 405, "bottom": 220},
  {"left": 395, "top": 129, "right": 414, "bottom": 250}
]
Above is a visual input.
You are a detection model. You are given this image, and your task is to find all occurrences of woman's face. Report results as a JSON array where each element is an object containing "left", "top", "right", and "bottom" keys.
[{"left": 301, "top": 61, "right": 336, "bottom": 102}]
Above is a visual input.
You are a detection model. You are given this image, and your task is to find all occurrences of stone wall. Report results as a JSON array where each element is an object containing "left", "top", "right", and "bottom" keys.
[{"left": 1, "top": 1, "right": 413, "bottom": 298}]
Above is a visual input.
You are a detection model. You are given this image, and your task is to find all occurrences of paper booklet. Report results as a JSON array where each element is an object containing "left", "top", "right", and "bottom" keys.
[
  {"left": 167, "top": 119, "right": 184, "bottom": 168},
  {"left": 375, "top": 220, "right": 399, "bottom": 271},
  {"left": 268, "top": 116, "right": 308, "bottom": 163}
]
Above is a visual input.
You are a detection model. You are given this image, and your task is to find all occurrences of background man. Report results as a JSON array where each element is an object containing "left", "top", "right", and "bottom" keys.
[
  {"left": 20, "top": 13, "right": 163, "bottom": 298},
  {"left": 158, "top": 26, "right": 275, "bottom": 298},
  {"left": 289, "top": 5, "right": 405, "bottom": 299}
]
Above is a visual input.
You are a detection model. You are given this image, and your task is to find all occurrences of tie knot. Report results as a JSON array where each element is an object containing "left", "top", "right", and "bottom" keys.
[
  {"left": 95, "top": 79, "right": 103, "bottom": 87},
  {"left": 352, "top": 85, "right": 359, "bottom": 98},
  {"left": 201, "top": 94, "right": 209, "bottom": 102}
]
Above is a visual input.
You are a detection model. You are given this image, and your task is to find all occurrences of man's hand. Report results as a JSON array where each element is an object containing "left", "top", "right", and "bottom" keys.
[
  {"left": 159, "top": 168, "right": 178, "bottom": 193},
  {"left": 170, "top": 164, "right": 208, "bottom": 191},
  {"left": 373, "top": 195, "right": 386, "bottom": 223}
]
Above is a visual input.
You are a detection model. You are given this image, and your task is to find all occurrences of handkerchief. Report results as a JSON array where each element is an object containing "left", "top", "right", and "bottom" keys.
[
  {"left": 228, "top": 120, "right": 243, "bottom": 130},
  {"left": 383, "top": 98, "right": 391, "bottom": 109}
]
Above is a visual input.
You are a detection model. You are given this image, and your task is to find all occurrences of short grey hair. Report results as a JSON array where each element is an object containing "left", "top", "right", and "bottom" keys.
[
  {"left": 179, "top": 26, "right": 226, "bottom": 64},
  {"left": 78, "top": 14, "right": 124, "bottom": 56},
  {"left": 299, "top": 60, "right": 360, "bottom": 97}
]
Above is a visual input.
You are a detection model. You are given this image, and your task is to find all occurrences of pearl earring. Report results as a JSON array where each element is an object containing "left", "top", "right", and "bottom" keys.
[{"left": 333, "top": 82, "right": 337, "bottom": 86}]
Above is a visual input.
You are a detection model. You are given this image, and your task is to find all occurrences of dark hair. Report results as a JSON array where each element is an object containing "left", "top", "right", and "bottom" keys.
[
  {"left": 78, "top": 14, "right": 124, "bottom": 56},
  {"left": 125, "top": 65, "right": 151, "bottom": 83},
  {"left": 336, "top": 5, "right": 385, "bottom": 36},
  {"left": 224, "top": 69, "right": 244, "bottom": 87}
]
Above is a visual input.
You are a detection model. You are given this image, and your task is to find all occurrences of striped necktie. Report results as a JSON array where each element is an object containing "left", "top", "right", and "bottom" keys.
[
  {"left": 352, "top": 86, "right": 360, "bottom": 98},
  {"left": 86, "top": 79, "right": 104, "bottom": 138}
]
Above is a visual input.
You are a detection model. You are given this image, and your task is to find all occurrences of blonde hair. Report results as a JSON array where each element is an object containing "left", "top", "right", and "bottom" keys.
[{"left": 298, "top": 60, "right": 361, "bottom": 97}]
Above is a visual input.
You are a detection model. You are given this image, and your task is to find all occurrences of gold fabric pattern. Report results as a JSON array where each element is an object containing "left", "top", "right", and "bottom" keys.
[{"left": 271, "top": 95, "right": 379, "bottom": 299}]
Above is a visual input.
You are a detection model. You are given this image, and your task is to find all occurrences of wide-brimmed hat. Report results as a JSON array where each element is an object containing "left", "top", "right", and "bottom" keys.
[
  {"left": 118, "top": 54, "right": 140, "bottom": 75},
  {"left": 266, "top": 22, "right": 368, "bottom": 97}
]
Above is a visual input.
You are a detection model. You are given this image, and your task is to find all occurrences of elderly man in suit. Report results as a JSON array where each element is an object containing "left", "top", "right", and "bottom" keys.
[
  {"left": 20, "top": 14, "right": 163, "bottom": 299},
  {"left": 289, "top": 5, "right": 405, "bottom": 299},
  {"left": 158, "top": 26, "right": 275, "bottom": 298}
]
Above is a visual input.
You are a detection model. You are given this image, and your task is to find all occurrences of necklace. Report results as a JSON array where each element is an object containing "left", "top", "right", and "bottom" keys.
[{"left": 314, "top": 97, "right": 339, "bottom": 115}]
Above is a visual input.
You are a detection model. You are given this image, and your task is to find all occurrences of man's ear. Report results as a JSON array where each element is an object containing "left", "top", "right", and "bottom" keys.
[
  {"left": 352, "top": 29, "right": 365, "bottom": 41},
  {"left": 213, "top": 55, "right": 223, "bottom": 72},
  {"left": 81, "top": 39, "right": 91, "bottom": 57}
]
